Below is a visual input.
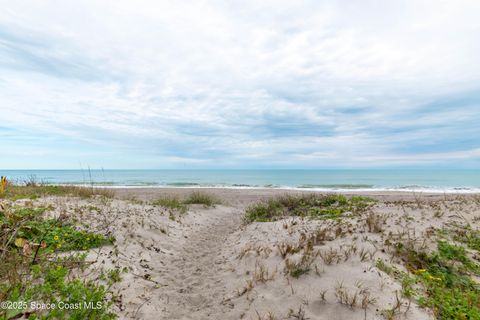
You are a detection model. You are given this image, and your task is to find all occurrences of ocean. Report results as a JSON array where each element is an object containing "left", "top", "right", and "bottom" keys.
[{"left": 1, "top": 169, "right": 479, "bottom": 193}]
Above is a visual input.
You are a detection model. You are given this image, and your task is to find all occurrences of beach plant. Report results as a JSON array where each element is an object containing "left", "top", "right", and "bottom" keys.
[
  {"left": 284, "top": 240, "right": 318, "bottom": 279},
  {"left": 2, "top": 207, "right": 113, "bottom": 252},
  {"left": 277, "top": 242, "right": 302, "bottom": 259},
  {"left": 255, "top": 311, "right": 277, "bottom": 320},
  {"left": 382, "top": 291, "right": 403, "bottom": 320},
  {"left": 3, "top": 257, "right": 116, "bottom": 320},
  {"left": 286, "top": 306, "right": 307, "bottom": 320},
  {"left": 237, "top": 261, "right": 275, "bottom": 297},
  {"left": 334, "top": 281, "right": 373, "bottom": 309},
  {"left": 365, "top": 212, "right": 386, "bottom": 233},
  {"left": 253, "top": 261, "right": 273, "bottom": 283},
  {"left": 245, "top": 199, "right": 283, "bottom": 222},
  {"left": 382, "top": 239, "right": 480, "bottom": 319},
  {"left": 285, "top": 259, "right": 311, "bottom": 278},
  {"left": 104, "top": 267, "right": 126, "bottom": 285},
  {"left": 183, "top": 191, "right": 219, "bottom": 207},
  {"left": 319, "top": 248, "right": 342, "bottom": 265},
  {"left": 152, "top": 192, "right": 219, "bottom": 211},
  {"left": 152, "top": 196, "right": 188, "bottom": 213},
  {"left": 375, "top": 259, "right": 394, "bottom": 275},
  {"left": 0, "top": 203, "right": 116, "bottom": 319},
  {"left": 0, "top": 176, "right": 7, "bottom": 196},
  {"left": 245, "top": 194, "right": 376, "bottom": 222},
  {"left": 414, "top": 242, "right": 480, "bottom": 319},
  {"left": 1, "top": 181, "right": 113, "bottom": 201},
  {"left": 452, "top": 227, "right": 480, "bottom": 251}
]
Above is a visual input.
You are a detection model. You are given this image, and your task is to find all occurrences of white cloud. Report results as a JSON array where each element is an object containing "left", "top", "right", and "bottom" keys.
[{"left": 1, "top": 0, "right": 480, "bottom": 168}]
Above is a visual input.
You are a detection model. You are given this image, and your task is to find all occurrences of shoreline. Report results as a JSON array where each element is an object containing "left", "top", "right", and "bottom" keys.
[{"left": 45, "top": 184, "right": 480, "bottom": 194}]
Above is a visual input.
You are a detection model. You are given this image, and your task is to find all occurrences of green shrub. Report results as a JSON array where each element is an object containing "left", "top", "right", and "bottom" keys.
[
  {"left": 392, "top": 240, "right": 480, "bottom": 319},
  {"left": 1, "top": 205, "right": 117, "bottom": 319},
  {"left": 245, "top": 194, "right": 376, "bottom": 222},
  {"left": 1, "top": 184, "right": 113, "bottom": 201},
  {"left": 183, "top": 192, "right": 219, "bottom": 207},
  {"left": 4, "top": 259, "right": 116, "bottom": 320},
  {"left": 152, "top": 196, "right": 187, "bottom": 213},
  {"left": 244, "top": 200, "right": 284, "bottom": 222},
  {"left": 3, "top": 207, "right": 113, "bottom": 252}
]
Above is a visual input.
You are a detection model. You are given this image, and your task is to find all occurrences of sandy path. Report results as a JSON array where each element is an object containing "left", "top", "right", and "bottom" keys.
[
  {"left": 78, "top": 189, "right": 477, "bottom": 319},
  {"left": 156, "top": 205, "right": 242, "bottom": 319}
]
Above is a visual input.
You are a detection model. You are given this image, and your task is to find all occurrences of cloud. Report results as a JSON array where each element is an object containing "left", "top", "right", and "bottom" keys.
[{"left": 1, "top": 0, "right": 480, "bottom": 168}]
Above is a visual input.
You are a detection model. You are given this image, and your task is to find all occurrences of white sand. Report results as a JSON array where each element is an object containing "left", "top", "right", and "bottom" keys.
[{"left": 32, "top": 189, "right": 480, "bottom": 319}]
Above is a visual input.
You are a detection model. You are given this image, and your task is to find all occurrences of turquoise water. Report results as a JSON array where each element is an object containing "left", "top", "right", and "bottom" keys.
[{"left": 1, "top": 169, "right": 480, "bottom": 193}]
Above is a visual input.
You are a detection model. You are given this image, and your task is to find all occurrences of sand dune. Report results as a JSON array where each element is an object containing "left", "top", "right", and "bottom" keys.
[{"left": 28, "top": 189, "right": 480, "bottom": 319}]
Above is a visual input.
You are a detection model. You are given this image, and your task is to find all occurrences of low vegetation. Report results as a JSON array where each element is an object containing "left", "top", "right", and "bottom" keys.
[
  {"left": 183, "top": 191, "right": 219, "bottom": 207},
  {"left": 152, "top": 191, "right": 219, "bottom": 212},
  {"left": 380, "top": 239, "right": 480, "bottom": 319},
  {"left": 0, "top": 178, "right": 113, "bottom": 201},
  {"left": 0, "top": 176, "right": 7, "bottom": 196},
  {"left": 151, "top": 196, "right": 188, "bottom": 214},
  {"left": 1, "top": 199, "right": 116, "bottom": 318},
  {"left": 245, "top": 194, "right": 376, "bottom": 222},
  {"left": 453, "top": 227, "right": 480, "bottom": 251}
]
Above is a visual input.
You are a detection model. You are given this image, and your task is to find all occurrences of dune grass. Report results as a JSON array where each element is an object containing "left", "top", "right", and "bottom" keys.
[
  {"left": 152, "top": 191, "right": 219, "bottom": 212},
  {"left": 453, "top": 228, "right": 480, "bottom": 251},
  {"left": 0, "top": 184, "right": 114, "bottom": 201},
  {"left": 151, "top": 196, "right": 188, "bottom": 214},
  {"left": 183, "top": 191, "right": 219, "bottom": 207},
  {"left": 245, "top": 194, "right": 376, "bottom": 222}
]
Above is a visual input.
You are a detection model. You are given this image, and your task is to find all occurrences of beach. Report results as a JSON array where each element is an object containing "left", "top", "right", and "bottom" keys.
[
  {"left": 4, "top": 0, "right": 480, "bottom": 318},
  {"left": 112, "top": 186, "right": 473, "bottom": 206},
  {"left": 3, "top": 187, "right": 480, "bottom": 319}
]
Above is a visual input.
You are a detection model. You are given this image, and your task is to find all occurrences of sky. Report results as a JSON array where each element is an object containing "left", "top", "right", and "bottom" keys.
[{"left": 1, "top": 0, "right": 480, "bottom": 169}]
